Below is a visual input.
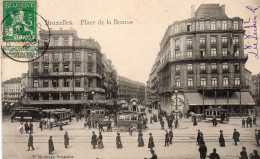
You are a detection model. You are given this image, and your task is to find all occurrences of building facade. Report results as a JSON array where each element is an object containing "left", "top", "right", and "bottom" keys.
[
  {"left": 252, "top": 73, "right": 260, "bottom": 106},
  {"left": 2, "top": 73, "right": 28, "bottom": 105},
  {"left": 22, "top": 29, "right": 107, "bottom": 112},
  {"left": 152, "top": 4, "right": 255, "bottom": 115},
  {"left": 117, "top": 76, "right": 145, "bottom": 103}
]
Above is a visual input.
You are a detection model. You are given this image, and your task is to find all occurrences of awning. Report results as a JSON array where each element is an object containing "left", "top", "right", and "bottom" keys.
[
  {"left": 186, "top": 92, "right": 255, "bottom": 106},
  {"left": 95, "top": 100, "right": 114, "bottom": 106}
]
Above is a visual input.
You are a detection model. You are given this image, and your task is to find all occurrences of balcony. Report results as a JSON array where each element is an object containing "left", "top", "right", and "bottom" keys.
[
  {"left": 223, "top": 69, "right": 229, "bottom": 74},
  {"left": 187, "top": 70, "right": 193, "bottom": 74},
  {"left": 31, "top": 72, "right": 39, "bottom": 77},
  {"left": 25, "top": 87, "right": 85, "bottom": 92},
  {"left": 200, "top": 70, "right": 207, "bottom": 74},
  {"left": 197, "top": 85, "right": 242, "bottom": 91}
]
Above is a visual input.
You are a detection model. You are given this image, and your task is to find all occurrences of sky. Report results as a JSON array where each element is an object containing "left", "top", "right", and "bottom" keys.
[{"left": 1, "top": 0, "right": 260, "bottom": 83}]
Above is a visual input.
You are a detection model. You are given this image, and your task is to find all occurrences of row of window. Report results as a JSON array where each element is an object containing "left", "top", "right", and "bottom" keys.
[
  {"left": 175, "top": 63, "right": 240, "bottom": 72},
  {"left": 174, "top": 47, "right": 239, "bottom": 59},
  {"left": 33, "top": 63, "right": 93, "bottom": 73},
  {"left": 173, "top": 21, "right": 239, "bottom": 34},
  {"left": 42, "top": 52, "right": 92, "bottom": 61},
  {"left": 33, "top": 78, "right": 93, "bottom": 88},
  {"left": 175, "top": 36, "right": 239, "bottom": 47},
  {"left": 31, "top": 93, "right": 83, "bottom": 100},
  {"left": 175, "top": 77, "right": 241, "bottom": 87}
]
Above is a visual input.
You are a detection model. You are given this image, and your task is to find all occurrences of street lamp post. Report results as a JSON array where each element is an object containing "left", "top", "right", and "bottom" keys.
[
  {"left": 91, "top": 90, "right": 95, "bottom": 107},
  {"left": 175, "top": 90, "right": 178, "bottom": 119}
]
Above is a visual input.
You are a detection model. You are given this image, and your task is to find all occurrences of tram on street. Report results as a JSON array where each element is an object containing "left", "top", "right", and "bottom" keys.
[
  {"left": 12, "top": 107, "right": 41, "bottom": 121},
  {"left": 42, "top": 109, "right": 71, "bottom": 126},
  {"left": 204, "top": 108, "right": 228, "bottom": 122},
  {"left": 116, "top": 111, "right": 144, "bottom": 132},
  {"left": 86, "top": 108, "right": 106, "bottom": 122}
]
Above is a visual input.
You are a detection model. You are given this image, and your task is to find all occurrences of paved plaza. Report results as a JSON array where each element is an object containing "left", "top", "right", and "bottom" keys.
[{"left": 2, "top": 111, "right": 260, "bottom": 159}]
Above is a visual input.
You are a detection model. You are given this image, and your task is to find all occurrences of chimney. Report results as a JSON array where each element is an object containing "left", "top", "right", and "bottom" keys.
[
  {"left": 221, "top": 5, "right": 225, "bottom": 13},
  {"left": 191, "top": 5, "right": 195, "bottom": 18}
]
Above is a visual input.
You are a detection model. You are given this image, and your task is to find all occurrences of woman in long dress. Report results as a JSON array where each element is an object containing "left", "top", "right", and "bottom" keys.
[
  {"left": 148, "top": 133, "right": 155, "bottom": 149},
  {"left": 138, "top": 131, "right": 144, "bottom": 147},
  {"left": 116, "top": 133, "right": 123, "bottom": 149},
  {"left": 48, "top": 136, "right": 55, "bottom": 154},
  {"left": 98, "top": 132, "right": 104, "bottom": 149},
  {"left": 219, "top": 130, "right": 225, "bottom": 147}
]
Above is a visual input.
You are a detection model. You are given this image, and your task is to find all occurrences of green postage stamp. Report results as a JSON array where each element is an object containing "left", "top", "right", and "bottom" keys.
[{"left": 3, "top": 0, "right": 37, "bottom": 42}]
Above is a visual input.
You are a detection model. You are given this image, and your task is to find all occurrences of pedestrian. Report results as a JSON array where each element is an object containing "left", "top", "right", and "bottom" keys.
[
  {"left": 108, "top": 120, "right": 112, "bottom": 132},
  {"left": 27, "top": 133, "right": 34, "bottom": 151},
  {"left": 64, "top": 132, "right": 69, "bottom": 148},
  {"left": 209, "top": 148, "right": 220, "bottom": 159},
  {"left": 197, "top": 130, "right": 201, "bottom": 146},
  {"left": 175, "top": 119, "right": 178, "bottom": 128},
  {"left": 91, "top": 131, "right": 97, "bottom": 149},
  {"left": 48, "top": 136, "right": 55, "bottom": 154},
  {"left": 251, "top": 150, "right": 260, "bottom": 159},
  {"left": 248, "top": 117, "right": 253, "bottom": 128},
  {"left": 25, "top": 122, "right": 29, "bottom": 134},
  {"left": 59, "top": 121, "right": 63, "bottom": 131},
  {"left": 161, "top": 120, "right": 165, "bottom": 130},
  {"left": 253, "top": 116, "right": 257, "bottom": 126},
  {"left": 255, "top": 129, "right": 260, "bottom": 146},
  {"left": 29, "top": 122, "right": 33, "bottom": 134},
  {"left": 193, "top": 116, "right": 197, "bottom": 126},
  {"left": 88, "top": 120, "right": 91, "bottom": 129},
  {"left": 213, "top": 117, "right": 217, "bottom": 127},
  {"left": 219, "top": 130, "right": 225, "bottom": 147},
  {"left": 150, "top": 149, "right": 158, "bottom": 159},
  {"left": 150, "top": 115, "right": 153, "bottom": 124},
  {"left": 169, "top": 128, "right": 173, "bottom": 144},
  {"left": 40, "top": 120, "right": 43, "bottom": 131},
  {"left": 246, "top": 117, "right": 249, "bottom": 127},
  {"left": 200, "top": 133, "right": 205, "bottom": 145},
  {"left": 19, "top": 122, "right": 24, "bottom": 134},
  {"left": 116, "top": 133, "right": 123, "bottom": 149},
  {"left": 242, "top": 118, "right": 246, "bottom": 128},
  {"left": 129, "top": 125, "right": 133, "bottom": 136},
  {"left": 198, "top": 143, "right": 207, "bottom": 159},
  {"left": 98, "top": 132, "right": 104, "bottom": 149},
  {"left": 138, "top": 131, "right": 145, "bottom": 147},
  {"left": 148, "top": 133, "right": 155, "bottom": 150},
  {"left": 233, "top": 129, "right": 240, "bottom": 146},
  {"left": 164, "top": 130, "right": 169, "bottom": 146},
  {"left": 240, "top": 147, "right": 248, "bottom": 159}
]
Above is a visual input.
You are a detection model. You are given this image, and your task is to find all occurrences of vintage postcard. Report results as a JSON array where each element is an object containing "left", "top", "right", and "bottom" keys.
[{"left": 1, "top": 0, "right": 260, "bottom": 159}]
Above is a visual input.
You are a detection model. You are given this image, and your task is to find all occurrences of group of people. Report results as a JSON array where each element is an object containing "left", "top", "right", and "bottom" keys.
[
  {"left": 240, "top": 147, "right": 260, "bottom": 159},
  {"left": 164, "top": 129, "right": 174, "bottom": 146},
  {"left": 242, "top": 116, "right": 257, "bottom": 128},
  {"left": 85, "top": 119, "right": 113, "bottom": 132},
  {"left": 19, "top": 121, "right": 33, "bottom": 134},
  {"left": 91, "top": 131, "right": 104, "bottom": 149}
]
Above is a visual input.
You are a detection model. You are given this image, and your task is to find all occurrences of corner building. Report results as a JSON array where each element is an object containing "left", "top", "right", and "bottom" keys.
[
  {"left": 157, "top": 4, "right": 255, "bottom": 115},
  {"left": 23, "top": 29, "right": 105, "bottom": 113}
]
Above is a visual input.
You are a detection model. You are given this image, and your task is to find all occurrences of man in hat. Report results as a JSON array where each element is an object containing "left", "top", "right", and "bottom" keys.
[
  {"left": 148, "top": 133, "right": 155, "bottom": 150},
  {"left": 91, "top": 131, "right": 97, "bottom": 149},
  {"left": 209, "top": 148, "right": 220, "bottom": 159},
  {"left": 242, "top": 118, "right": 246, "bottom": 128},
  {"left": 29, "top": 122, "right": 33, "bottom": 134},
  {"left": 240, "top": 147, "right": 248, "bottom": 159},
  {"left": 164, "top": 130, "right": 169, "bottom": 146},
  {"left": 251, "top": 150, "right": 260, "bottom": 159},
  {"left": 233, "top": 129, "right": 240, "bottom": 146},
  {"left": 169, "top": 128, "right": 173, "bottom": 144},
  {"left": 64, "top": 132, "right": 69, "bottom": 148},
  {"left": 27, "top": 133, "right": 34, "bottom": 151},
  {"left": 197, "top": 130, "right": 201, "bottom": 146},
  {"left": 150, "top": 149, "right": 158, "bottom": 159}
]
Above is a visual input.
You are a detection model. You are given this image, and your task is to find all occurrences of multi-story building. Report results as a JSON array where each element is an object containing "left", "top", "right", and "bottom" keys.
[
  {"left": 102, "top": 54, "right": 118, "bottom": 100},
  {"left": 153, "top": 4, "right": 255, "bottom": 115},
  {"left": 22, "top": 29, "right": 107, "bottom": 113},
  {"left": 117, "top": 76, "right": 145, "bottom": 103},
  {"left": 245, "top": 69, "right": 253, "bottom": 93},
  {"left": 146, "top": 55, "right": 161, "bottom": 109},
  {"left": 2, "top": 75, "right": 25, "bottom": 104},
  {"left": 252, "top": 73, "right": 260, "bottom": 106}
]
